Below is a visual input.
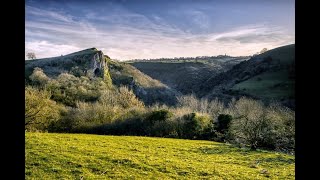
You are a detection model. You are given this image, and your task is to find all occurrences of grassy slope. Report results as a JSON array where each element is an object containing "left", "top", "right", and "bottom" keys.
[
  {"left": 109, "top": 60, "right": 167, "bottom": 89},
  {"left": 26, "top": 133, "right": 294, "bottom": 179},
  {"left": 232, "top": 70, "right": 295, "bottom": 99},
  {"left": 231, "top": 44, "right": 295, "bottom": 101}
]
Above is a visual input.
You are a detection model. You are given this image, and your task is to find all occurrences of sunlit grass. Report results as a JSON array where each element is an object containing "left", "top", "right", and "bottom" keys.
[{"left": 26, "top": 132, "right": 294, "bottom": 179}]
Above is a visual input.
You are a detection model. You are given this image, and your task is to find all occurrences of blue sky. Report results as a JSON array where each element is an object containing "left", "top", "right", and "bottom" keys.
[{"left": 25, "top": 0, "right": 295, "bottom": 60}]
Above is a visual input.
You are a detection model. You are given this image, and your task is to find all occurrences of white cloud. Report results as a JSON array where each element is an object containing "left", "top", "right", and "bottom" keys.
[
  {"left": 25, "top": 41, "right": 81, "bottom": 59},
  {"left": 25, "top": 5, "right": 295, "bottom": 60}
]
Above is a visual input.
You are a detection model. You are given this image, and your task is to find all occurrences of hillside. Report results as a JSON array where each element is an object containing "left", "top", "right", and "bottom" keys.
[
  {"left": 25, "top": 48, "right": 179, "bottom": 106},
  {"left": 130, "top": 57, "right": 249, "bottom": 95},
  {"left": 25, "top": 48, "right": 112, "bottom": 84},
  {"left": 26, "top": 132, "right": 295, "bottom": 179},
  {"left": 108, "top": 60, "right": 180, "bottom": 105},
  {"left": 200, "top": 44, "right": 295, "bottom": 109}
]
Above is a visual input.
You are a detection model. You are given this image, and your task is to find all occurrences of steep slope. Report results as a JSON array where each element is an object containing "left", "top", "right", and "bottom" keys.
[
  {"left": 25, "top": 48, "right": 179, "bottom": 106},
  {"left": 108, "top": 60, "right": 180, "bottom": 105},
  {"left": 25, "top": 48, "right": 112, "bottom": 84},
  {"left": 200, "top": 44, "right": 295, "bottom": 108},
  {"left": 130, "top": 57, "right": 248, "bottom": 95}
]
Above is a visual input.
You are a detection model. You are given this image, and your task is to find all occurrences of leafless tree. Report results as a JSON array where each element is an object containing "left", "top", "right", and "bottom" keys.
[
  {"left": 229, "top": 97, "right": 272, "bottom": 150},
  {"left": 27, "top": 52, "right": 36, "bottom": 60},
  {"left": 260, "top": 48, "right": 268, "bottom": 54}
]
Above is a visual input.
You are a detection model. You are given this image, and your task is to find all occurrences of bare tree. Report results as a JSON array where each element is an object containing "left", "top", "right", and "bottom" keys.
[
  {"left": 229, "top": 97, "right": 272, "bottom": 150},
  {"left": 260, "top": 48, "right": 268, "bottom": 54},
  {"left": 26, "top": 52, "right": 36, "bottom": 60}
]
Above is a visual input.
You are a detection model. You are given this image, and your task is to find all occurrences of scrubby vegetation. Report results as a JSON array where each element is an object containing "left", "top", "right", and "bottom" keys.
[
  {"left": 25, "top": 45, "right": 295, "bottom": 156},
  {"left": 25, "top": 66, "right": 295, "bottom": 153}
]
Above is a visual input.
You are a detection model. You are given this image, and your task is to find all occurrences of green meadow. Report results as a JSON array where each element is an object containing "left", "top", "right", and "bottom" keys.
[{"left": 26, "top": 132, "right": 294, "bottom": 179}]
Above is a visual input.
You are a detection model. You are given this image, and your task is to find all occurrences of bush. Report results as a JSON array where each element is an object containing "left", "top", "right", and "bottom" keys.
[
  {"left": 215, "top": 114, "right": 232, "bottom": 133},
  {"left": 29, "top": 67, "right": 50, "bottom": 86},
  {"left": 229, "top": 97, "right": 273, "bottom": 150},
  {"left": 177, "top": 94, "right": 224, "bottom": 119},
  {"left": 212, "top": 114, "right": 233, "bottom": 142},
  {"left": 144, "top": 109, "right": 175, "bottom": 136},
  {"left": 149, "top": 119, "right": 178, "bottom": 137},
  {"left": 44, "top": 73, "right": 112, "bottom": 107},
  {"left": 25, "top": 86, "right": 65, "bottom": 132},
  {"left": 51, "top": 101, "right": 121, "bottom": 133},
  {"left": 116, "top": 86, "right": 144, "bottom": 108},
  {"left": 266, "top": 104, "right": 295, "bottom": 152},
  {"left": 181, "top": 112, "right": 211, "bottom": 139},
  {"left": 145, "top": 109, "right": 173, "bottom": 124}
]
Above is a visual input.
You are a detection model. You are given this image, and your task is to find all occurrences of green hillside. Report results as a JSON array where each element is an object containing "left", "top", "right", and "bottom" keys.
[
  {"left": 232, "top": 70, "right": 294, "bottom": 100},
  {"left": 229, "top": 44, "right": 295, "bottom": 107},
  {"left": 201, "top": 44, "right": 295, "bottom": 109},
  {"left": 130, "top": 57, "right": 248, "bottom": 95},
  {"left": 26, "top": 132, "right": 294, "bottom": 179}
]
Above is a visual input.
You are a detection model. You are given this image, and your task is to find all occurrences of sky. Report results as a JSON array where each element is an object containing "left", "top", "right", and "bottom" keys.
[{"left": 25, "top": 0, "right": 295, "bottom": 60}]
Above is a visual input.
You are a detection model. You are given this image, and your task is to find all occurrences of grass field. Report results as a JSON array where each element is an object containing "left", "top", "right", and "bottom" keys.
[{"left": 26, "top": 132, "right": 294, "bottom": 179}]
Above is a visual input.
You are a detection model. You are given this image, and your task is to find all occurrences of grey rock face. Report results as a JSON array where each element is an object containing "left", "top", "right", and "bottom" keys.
[{"left": 25, "top": 48, "right": 110, "bottom": 80}]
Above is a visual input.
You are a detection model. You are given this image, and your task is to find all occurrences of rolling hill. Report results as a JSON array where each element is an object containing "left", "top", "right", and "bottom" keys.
[
  {"left": 129, "top": 44, "right": 295, "bottom": 108},
  {"left": 25, "top": 44, "right": 295, "bottom": 108},
  {"left": 130, "top": 57, "right": 249, "bottom": 95},
  {"left": 200, "top": 44, "right": 295, "bottom": 109}
]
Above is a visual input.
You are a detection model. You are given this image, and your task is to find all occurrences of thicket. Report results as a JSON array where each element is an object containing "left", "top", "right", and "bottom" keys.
[{"left": 25, "top": 68, "right": 295, "bottom": 153}]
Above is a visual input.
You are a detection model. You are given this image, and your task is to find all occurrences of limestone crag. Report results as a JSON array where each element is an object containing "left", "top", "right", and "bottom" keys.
[{"left": 25, "top": 48, "right": 111, "bottom": 82}]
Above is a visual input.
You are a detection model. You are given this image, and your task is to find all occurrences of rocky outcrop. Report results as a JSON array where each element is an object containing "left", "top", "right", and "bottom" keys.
[{"left": 25, "top": 48, "right": 112, "bottom": 83}]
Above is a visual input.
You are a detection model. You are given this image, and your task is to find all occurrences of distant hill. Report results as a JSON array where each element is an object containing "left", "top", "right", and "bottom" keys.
[
  {"left": 200, "top": 44, "right": 295, "bottom": 109},
  {"left": 25, "top": 44, "right": 295, "bottom": 108},
  {"left": 130, "top": 57, "right": 249, "bottom": 95}
]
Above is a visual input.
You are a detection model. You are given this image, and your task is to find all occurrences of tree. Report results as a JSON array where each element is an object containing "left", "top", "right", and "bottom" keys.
[
  {"left": 29, "top": 67, "right": 50, "bottom": 86},
  {"left": 260, "top": 48, "right": 268, "bottom": 54},
  {"left": 25, "top": 86, "right": 64, "bottom": 131},
  {"left": 229, "top": 98, "right": 273, "bottom": 150},
  {"left": 27, "top": 52, "right": 36, "bottom": 60},
  {"left": 215, "top": 114, "right": 232, "bottom": 133}
]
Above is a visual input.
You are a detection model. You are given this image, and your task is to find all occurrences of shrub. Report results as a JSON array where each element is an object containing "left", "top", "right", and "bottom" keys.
[
  {"left": 29, "top": 67, "right": 50, "bottom": 86},
  {"left": 144, "top": 109, "right": 175, "bottom": 136},
  {"left": 149, "top": 119, "right": 178, "bottom": 137},
  {"left": 181, "top": 112, "right": 211, "bottom": 139},
  {"left": 177, "top": 94, "right": 224, "bottom": 119},
  {"left": 60, "top": 102, "right": 121, "bottom": 133},
  {"left": 266, "top": 104, "right": 295, "bottom": 152},
  {"left": 229, "top": 97, "right": 274, "bottom": 150},
  {"left": 118, "top": 86, "right": 144, "bottom": 108},
  {"left": 25, "top": 86, "right": 65, "bottom": 132},
  {"left": 211, "top": 114, "right": 233, "bottom": 142},
  {"left": 45, "top": 73, "right": 111, "bottom": 107},
  {"left": 145, "top": 109, "right": 173, "bottom": 123},
  {"left": 215, "top": 114, "right": 232, "bottom": 133}
]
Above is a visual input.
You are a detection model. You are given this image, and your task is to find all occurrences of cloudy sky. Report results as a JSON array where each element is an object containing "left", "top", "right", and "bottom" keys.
[{"left": 25, "top": 0, "right": 295, "bottom": 60}]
